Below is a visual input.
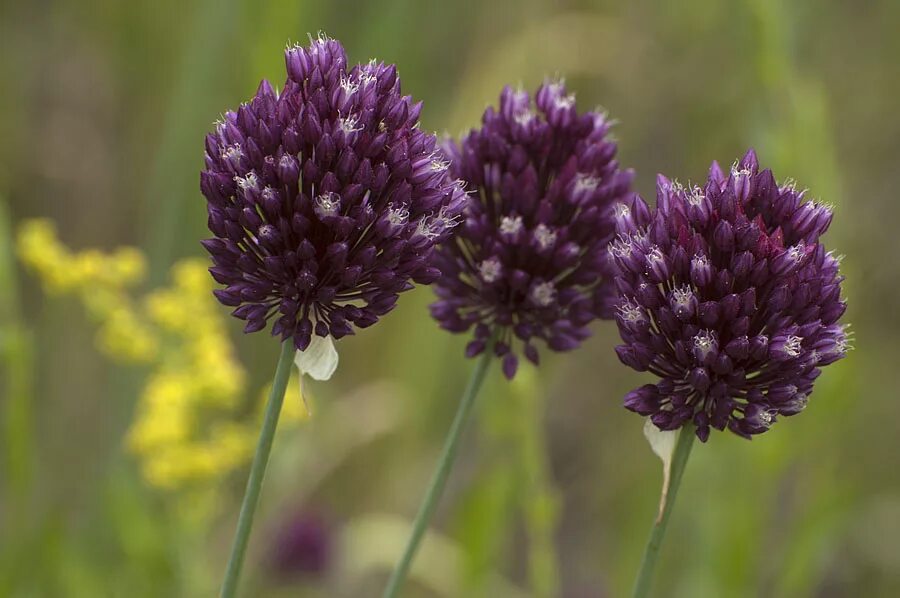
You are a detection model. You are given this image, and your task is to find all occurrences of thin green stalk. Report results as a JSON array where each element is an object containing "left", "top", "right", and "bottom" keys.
[
  {"left": 382, "top": 344, "right": 495, "bottom": 598},
  {"left": 632, "top": 423, "right": 696, "bottom": 598},
  {"left": 513, "top": 367, "right": 560, "bottom": 598},
  {"left": 0, "top": 199, "right": 36, "bottom": 594},
  {"left": 220, "top": 340, "right": 294, "bottom": 598},
  {"left": 0, "top": 199, "right": 33, "bottom": 507}
]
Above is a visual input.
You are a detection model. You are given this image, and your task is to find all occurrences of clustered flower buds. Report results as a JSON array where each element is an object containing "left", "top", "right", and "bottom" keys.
[
  {"left": 611, "top": 150, "right": 849, "bottom": 440},
  {"left": 201, "top": 35, "right": 466, "bottom": 350},
  {"left": 430, "top": 82, "right": 633, "bottom": 378}
]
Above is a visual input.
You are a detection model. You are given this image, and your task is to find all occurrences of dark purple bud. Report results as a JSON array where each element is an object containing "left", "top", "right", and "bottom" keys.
[
  {"left": 645, "top": 246, "right": 671, "bottom": 282},
  {"left": 750, "top": 334, "right": 769, "bottom": 360},
  {"left": 523, "top": 343, "right": 540, "bottom": 365},
  {"left": 770, "top": 243, "right": 808, "bottom": 277},
  {"left": 692, "top": 330, "right": 718, "bottom": 366},
  {"left": 502, "top": 354, "right": 519, "bottom": 379},
  {"left": 725, "top": 336, "right": 750, "bottom": 360},
  {"left": 623, "top": 384, "right": 661, "bottom": 415},
  {"left": 669, "top": 286, "right": 698, "bottom": 320},
  {"left": 690, "top": 254, "right": 713, "bottom": 287},
  {"left": 688, "top": 367, "right": 711, "bottom": 392},
  {"left": 465, "top": 340, "right": 485, "bottom": 357},
  {"left": 713, "top": 220, "right": 735, "bottom": 251},
  {"left": 742, "top": 402, "right": 775, "bottom": 433}
]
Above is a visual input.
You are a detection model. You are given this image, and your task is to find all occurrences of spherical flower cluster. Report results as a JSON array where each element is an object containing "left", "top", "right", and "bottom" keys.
[
  {"left": 201, "top": 35, "right": 466, "bottom": 350},
  {"left": 430, "top": 82, "right": 633, "bottom": 378},
  {"left": 611, "top": 150, "right": 849, "bottom": 440}
]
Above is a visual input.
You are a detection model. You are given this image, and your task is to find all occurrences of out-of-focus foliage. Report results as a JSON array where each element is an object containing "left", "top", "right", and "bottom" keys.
[{"left": 1, "top": 0, "right": 898, "bottom": 596}]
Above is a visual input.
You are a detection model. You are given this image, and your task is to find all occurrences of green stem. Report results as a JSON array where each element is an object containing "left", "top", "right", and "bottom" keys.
[
  {"left": 220, "top": 340, "right": 295, "bottom": 598},
  {"left": 513, "top": 367, "right": 560, "bottom": 598},
  {"left": 632, "top": 423, "right": 696, "bottom": 598},
  {"left": 382, "top": 345, "right": 495, "bottom": 598}
]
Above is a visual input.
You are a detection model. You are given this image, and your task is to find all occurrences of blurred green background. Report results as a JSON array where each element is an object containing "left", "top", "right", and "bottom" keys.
[{"left": 1, "top": 0, "right": 898, "bottom": 596}]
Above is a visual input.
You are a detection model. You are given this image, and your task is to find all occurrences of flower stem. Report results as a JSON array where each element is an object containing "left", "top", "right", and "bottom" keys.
[
  {"left": 513, "top": 367, "right": 560, "bottom": 598},
  {"left": 631, "top": 423, "right": 696, "bottom": 598},
  {"left": 220, "top": 340, "right": 295, "bottom": 598},
  {"left": 381, "top": 346, "right": 495, "bottom": 598}
]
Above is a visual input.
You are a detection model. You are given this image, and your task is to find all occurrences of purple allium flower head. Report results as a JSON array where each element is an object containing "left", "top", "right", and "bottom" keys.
[
  {"left": 612, "top": 150, "right": 849, "bottom": 440},
  {"left": 430, "top": 81, "right": 634, "bottom": 379},
  {"left": 201, "top": 34, "right": 466, "bottom": 350},
  {"left": 271, "top": 512, "right": 331, "bottom": 577}
]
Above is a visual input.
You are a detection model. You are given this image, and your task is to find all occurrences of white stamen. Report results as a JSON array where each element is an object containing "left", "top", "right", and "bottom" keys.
[
  {"left": 546, "top": 78, "right": 565, "bottom": 95},
  {"left": 609, "top": 236, "right": 633, "bottom": 259},
  {"left": 533, "top": 224, "right": 557, "bottom": 250},
  {"left": 783, "top": 335, "right": 803, "bottom": 357},
  {"left": 308, "top": 32, "right": 331, "bottom": 53},
  {"left": 835, "top": 337, "right": 849, "bottom": 354},
  {"left": 261, "top": 186, "right": 277, "bottom": 202},
  {"left": 614, "top": 203, "right": 630, "bottom": 220},
  {"left": 415, "top": 206, "right": 460, "bottom": 240},
  {"left": 665, "top": 179, "right": 685, "bottom": 194},
  {"left": 314, "top": 192, "right": 341, "bottom": 219},
  {"left": 630, "top": 228, "right": 650, "bottom": 246},
  {"left": 693, "top": 330, "right": 718, "bottom": 357},
  {"left": 479, "top": 257, "right": 502, "bottom": 283},
  {"left": 339, "top": 76, "right": 359, "bottom": 95},
  {"left": 514, "top": 110, "right": 536, "bottom": 126},
  {"left": 339, "top": 114, "right": 363, "bottom": 134},
  {"left": 386, "top": 203, "right": 409, "bottom": 227},
  {"left": 499, "top": 215, "right": 524, "bottom": 236},
  {"left": 530, "top": 281, "right": 557, "bottom": 307},
  {"left": 687, "top": 186, "right": 705, "bottom": 206},
  {"left": 554, "top": 93, "right": 576, "bottom": 110},
  {"left": 789, "top": 394, "right": 809, "bottom": 411},
  {"left": 730, "top": 160, "right": 752, "bottom": 178},
  {"left": 671, "top": 285, "right": 694, "bottom": 309},
  {"left": 430, "top": 155, "right": 450, "bottom": 172},
  {"left": 574, "top": 173, "right": 600, "bottom": 194},
  {"left": 786, "top": 243, "right": 806, "bottom": 264},
  {"left": 358, "top": 69, "right": 377, "bottom": 86},
  {"left": 646, "top": 245, "right": 666, "bottom": 266},
  {"left": 234, "top": 172, "right": 259, "bottom": 192},
  {"left": 222, "top": 144, "right": 244, "bottom": 164},
  {"left": 617, "top": 300, "right": 647, "bottom": 324}
]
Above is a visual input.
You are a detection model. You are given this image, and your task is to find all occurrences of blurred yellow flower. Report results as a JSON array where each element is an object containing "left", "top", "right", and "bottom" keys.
[
  {"left": 16, "top": 218, "right": 303, "bottom": 498},
  {"left": 17, "top": 219, "right": 159, "bottom": 363}
]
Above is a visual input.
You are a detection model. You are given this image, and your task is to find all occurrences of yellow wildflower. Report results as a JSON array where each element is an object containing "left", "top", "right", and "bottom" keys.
[{"left": 17, "top": 219, "right": 307, "bottom": 498}]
